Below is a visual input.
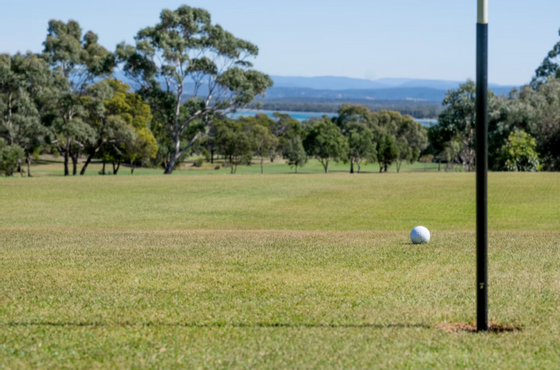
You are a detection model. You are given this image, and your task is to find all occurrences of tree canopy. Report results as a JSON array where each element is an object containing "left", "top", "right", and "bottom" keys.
[{"left": 116, "top": 5, "right": 273, "bottom": 174}]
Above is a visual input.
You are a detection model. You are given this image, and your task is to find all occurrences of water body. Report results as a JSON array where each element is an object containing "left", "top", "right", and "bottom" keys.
[{"left": 230, "top": 110, "right": 437, "bottom": 126}]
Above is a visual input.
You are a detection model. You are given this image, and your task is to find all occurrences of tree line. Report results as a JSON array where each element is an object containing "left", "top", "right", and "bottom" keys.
[
  {"left": 1, "top": 5, "right": 559, "bottom": 176},
  {"left": 0, "top": 5, "right": 272, "bottom": 176},
  {"left": 246, "top": 99, "right": 442, "bottom": 119},
  {"left": 200, "top": 108, "right": 427, "bottom": 174}
]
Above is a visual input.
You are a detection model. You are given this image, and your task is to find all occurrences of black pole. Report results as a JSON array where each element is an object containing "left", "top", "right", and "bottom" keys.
[{"left": 476, "top": 21, "right": 489, "bottom": 332}]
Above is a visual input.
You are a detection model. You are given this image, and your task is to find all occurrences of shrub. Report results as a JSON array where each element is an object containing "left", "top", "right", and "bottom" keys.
[
  {"left": 192, "top": 158, "right": 204, "bottom": 168},
  {"left": 500, "top": 130, "right": 540, "bottom": 172},
  {"left": 0, "top": 141, "right": 25, "bottom": 177}
]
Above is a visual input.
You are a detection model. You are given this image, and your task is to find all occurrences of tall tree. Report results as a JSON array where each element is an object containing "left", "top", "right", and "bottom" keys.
[
  {"left": 433, "top": 81, "right": 495, "bottom": 172},
  {"left": 0, "top": 53, "right": 52, "bottom": 176},
  {"left": 79, "top": 79, "right": 156, "bottom": 175},
  {"left": 303, "top": 117, "right": 348, "bottom": 173},
  {"left": 42, "top": 19, "right": 115, "bottom": 175},
  {"left": 532, "top": 28, "right": 560, "bottom": 87},
  {"left": 514, "top": 81, "right": 560, "bottom": 171},
  {"left": 117, "top": 5, "right": 272, "bottom": 174}
]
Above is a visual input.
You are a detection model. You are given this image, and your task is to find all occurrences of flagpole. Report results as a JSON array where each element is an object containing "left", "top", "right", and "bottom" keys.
[{"left": 476, "top": 0, "right": 489, "bottom": 332}]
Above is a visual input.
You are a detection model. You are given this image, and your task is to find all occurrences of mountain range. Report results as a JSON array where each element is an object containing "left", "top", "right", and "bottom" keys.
[
  {"left": 270, "top": 75, "right": 516, "bottom": 92},
  {"left": 115, "top": 72, "right": 518, "bottom": 102},
  {"left": 266, "top": 76, "right": 518, "bottom": 101}
]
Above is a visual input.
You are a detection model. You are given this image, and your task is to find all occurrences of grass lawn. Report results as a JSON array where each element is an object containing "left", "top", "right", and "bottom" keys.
[
  {"left": 23, "top": 155, "right": 441, "bottom": 177},
  {"left": 1, "top": 173, "right": 560, "bottom": 368}
]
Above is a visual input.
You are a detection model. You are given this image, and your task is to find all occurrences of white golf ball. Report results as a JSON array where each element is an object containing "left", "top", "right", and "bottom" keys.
[{"left": 410, "top": 226, "right": 431, "bottom": 244}]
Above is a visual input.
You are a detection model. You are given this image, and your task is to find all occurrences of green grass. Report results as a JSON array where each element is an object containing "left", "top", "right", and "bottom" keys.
[
  {"left": 1, "top": 173, "right": 560, "bottom": 368},
  {"left": 23, "top": 155, "right": 441, "bottom": 177},
  {"left": 1, "top": 173, "right": 558, "bottom": 231}
]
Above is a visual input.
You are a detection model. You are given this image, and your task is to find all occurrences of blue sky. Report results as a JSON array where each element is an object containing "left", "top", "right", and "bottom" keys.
[{"left": 1, "top": 0, "right": 559, "bottom": 85}]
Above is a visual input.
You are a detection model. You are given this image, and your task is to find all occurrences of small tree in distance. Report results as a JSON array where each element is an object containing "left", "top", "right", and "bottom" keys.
[
  {"left": 346, "top": 122, "right": 376, "bottom": 174},
  {"left": 285, "top": 136, "right": 307, "bottom": 174},
  {"left": 252, "top": 124, "right": 278, "bottom": 174},
  {"left": 303, "top": 117, "right": 348, "bottom": 173},
  {"left": 377, "top": 135, "right": 398, "bottom": 172}
]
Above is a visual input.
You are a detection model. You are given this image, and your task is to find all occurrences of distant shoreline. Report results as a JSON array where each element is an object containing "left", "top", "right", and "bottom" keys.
[{"left": 230, "top": 109, "right": 438, "bottom": 124}]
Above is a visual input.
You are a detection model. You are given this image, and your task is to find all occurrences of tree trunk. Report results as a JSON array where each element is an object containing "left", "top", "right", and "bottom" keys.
[
  {"left": 379, "top": 163, "right": 383, "bottom": 173},
  {"left": 130, "top": 161, "right": 135, "bottom": 175},
  {"left": 26, "top": 155, "right": 32, "bottom": 177},
  {"left": 18, "top": 161, "right": 23, "bottom": 177},
  {"left": 101, "top": 159, "right": 106, "bottom": 175},
  {"left": 80, "top": 144, "right": 102, "bottom": 175},
  {"left": 210, "top": 148, "right": 214, "bottom": 164},
  {"left": 350, "top": 158, "right": 355, "bottom": 174},
  {"left": 384, "top": 164, "right": 388, "bottom": 172},
  {"left": 164, "top": 155, "right": 176, "bottom": 174},
  {"left": 71, "top": 152, "right": 78, "bottom": 176},
  {"left": 261, "top": 157, "right": 264, "bottom": 174},
  {"left": 324, "top": 159, "right": 329, "bottom": 174},
  {"left": 358, "top": 161, "right": 361, "bottom": 174},
  {"left": 63, "top": 142, "right": 70, "bottom": 176},
  {"left": 114, "top": 161, "right": 121, "bottom": 175}
]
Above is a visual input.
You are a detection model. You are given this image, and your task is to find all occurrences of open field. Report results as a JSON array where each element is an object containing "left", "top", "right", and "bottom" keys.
[
  {"left": 1, "top": 173, "right": 560, "bottom": 368},
  {"left": 22, "top": 155, "right": 441, "bottom": 177},
  {"left": 1, "top": 173, "right": 559, "bottom": 231}
]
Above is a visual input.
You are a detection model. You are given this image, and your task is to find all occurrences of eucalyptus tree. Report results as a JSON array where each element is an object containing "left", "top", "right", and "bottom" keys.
[
  {"left": 346, "top": 122, "right": 376, "bottom": 174},
  {"left": 394, "top": 114, "right": 427, "bottom": 172},
  {"left": 214, "top": 120, "right": 253, "bottom": 174},
  {"left": 43, "top": 20, "right": 115, "bottom": 92},
  {"left": 42, "top": 19, "right": 115, "bottom": 175},
  {"left": 336, "top": 104, "right": 377, "bottom": 133},
  {"left": 435, "top": 81, "right": 495, "bottom": 172},
  {"left": 303, "top": 117, "right": 348, "bottom": 174},
  {"left": 116, "top": 5, "right": 272, "bottom": 174},
  {"left": 284, "top": 136, "right": 307, "bottom": 174},
  {"left": 395, "top": 138, "right": 414, "bottom": 173},
  {"left": 532, "top": 28, "right": 560, "bottom": 87},
  {"left": 377, "top": 135, "right": 398, "bottom": 172},
  {"left": 0, "top": 53, "right": 52, "bottom": 176},
  {"left": 78, "top": 80, "right": 139, "bottom": 175},
  {"left": 252, "top": 124, "right": 277, "bottom": 174},
  {"left": 513, "top": 81, "right": 560, "bottom": 171}
]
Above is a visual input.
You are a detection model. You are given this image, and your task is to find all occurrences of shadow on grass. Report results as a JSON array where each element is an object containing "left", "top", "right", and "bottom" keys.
[{"left": 2, "top": 322, "right": 432, "bottom": 330}]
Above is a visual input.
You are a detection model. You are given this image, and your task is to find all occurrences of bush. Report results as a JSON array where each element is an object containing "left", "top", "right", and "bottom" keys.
[
  {"left": 500, "top": 130, "right": 540, "bottom": 172},
  {"left": 192, "top": 158, "right": 204, "bottom": 168},
  {"left": 214, "top": 165, "right": 221, "bottom": 170},
  {"left": 0, "top": 141, "right": 25, "bottom": 177}
]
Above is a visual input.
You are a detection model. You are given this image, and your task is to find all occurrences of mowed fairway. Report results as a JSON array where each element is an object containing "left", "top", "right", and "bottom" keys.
[{"left": 1, "top": 173, "right": 560, "bottom": 369}]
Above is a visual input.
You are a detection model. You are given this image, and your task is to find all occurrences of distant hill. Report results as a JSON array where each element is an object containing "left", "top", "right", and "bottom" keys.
[
  {"left": 270, "top": 75, "right": 518, "bottom": 92},
  {"left": 264, "top": 87, "right": 448, "bottom": 101},
  {"left": 114, "top": 72, "right": 518, "bottom": 102}
]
